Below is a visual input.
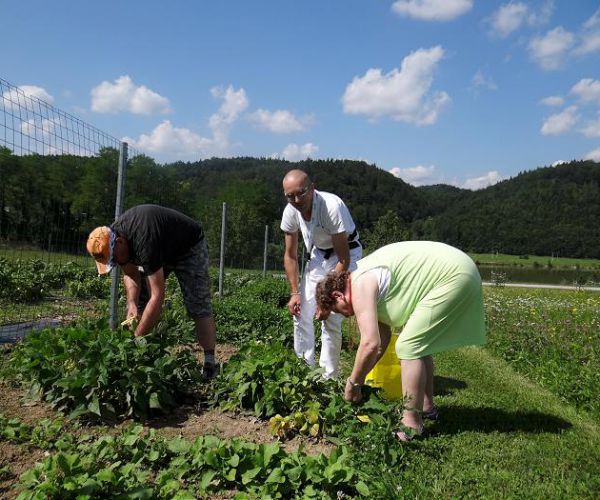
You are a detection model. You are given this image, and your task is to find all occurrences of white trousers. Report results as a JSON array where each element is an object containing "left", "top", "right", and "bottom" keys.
[{"left": 294, "top": 246, "right": 362, "bottom": 379}]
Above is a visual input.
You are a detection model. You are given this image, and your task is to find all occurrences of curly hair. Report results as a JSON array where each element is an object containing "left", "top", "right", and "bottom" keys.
[{"left": 315, "top": 270, "right": 350, "bottom": 312}]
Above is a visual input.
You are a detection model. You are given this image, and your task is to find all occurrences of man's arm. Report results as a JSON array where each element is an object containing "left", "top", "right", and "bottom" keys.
[
  {"left": 122, "top": 263, "right": 142, "bottom": 320},
  {"left": 283, "top": 231, "right": 301, "bottom": 317},
  {"left": 331, "top": 232, "right": 351, "bottom": 273},
  {"left": 131, "top": 267, "right": 166, "bottom": 337}
]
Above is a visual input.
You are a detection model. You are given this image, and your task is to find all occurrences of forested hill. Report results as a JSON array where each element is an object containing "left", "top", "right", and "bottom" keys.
[
  {"left": 416, "top": 160, "right": 600, "bottom": 258},
  {"left": 168, "top": 157, "right": 600, "bottom": 258},
  {"left": 1, "top": 145, "right": 598, "bottom": 259},
  {"left": 167, "top": 157, "right": 431, "bottom": 228}
]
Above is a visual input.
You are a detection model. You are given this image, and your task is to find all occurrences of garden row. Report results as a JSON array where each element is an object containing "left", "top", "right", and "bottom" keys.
[
  {"left": 0, "top": 258, "right": 108, "bottom": 303},
  {"left": 0, "top": 274, "right": 406, "bottom": 498},
  {"left": 1, "top": 265, "right": 598, "bottom": 497}
]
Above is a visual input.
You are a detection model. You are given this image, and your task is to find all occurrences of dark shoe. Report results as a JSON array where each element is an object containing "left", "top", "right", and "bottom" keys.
[
  {"left": 202, "top": 362, "right": 220, "bottom": 380},
  {"left": 423, "top": 405, "right": 439, "bottom": 421}
]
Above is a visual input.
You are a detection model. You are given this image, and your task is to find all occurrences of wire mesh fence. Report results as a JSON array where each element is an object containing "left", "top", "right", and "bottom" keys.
[
  {"left": 0, "top": 77, "right": 140, "bottom": 341},
  {"left": 0, "top": 76, "right": 296, "bottom": 342}
]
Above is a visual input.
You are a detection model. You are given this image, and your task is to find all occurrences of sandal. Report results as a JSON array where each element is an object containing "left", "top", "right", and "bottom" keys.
[
  {"left": 393, "top": 425, "right": 427, "bottom": 442},
  {"left": 422, "top": 405, "right": 439, "bottom": 421}
]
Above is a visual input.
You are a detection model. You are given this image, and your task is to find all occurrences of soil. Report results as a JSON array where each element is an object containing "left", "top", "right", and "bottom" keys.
[{"left": 0, "top": 342, "right": 335, "bottom": 497}]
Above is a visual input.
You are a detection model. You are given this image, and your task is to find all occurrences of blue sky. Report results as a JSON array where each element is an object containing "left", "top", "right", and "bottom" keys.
[{"left": 3, "top": 0, "right": 600, "bottom": 189}]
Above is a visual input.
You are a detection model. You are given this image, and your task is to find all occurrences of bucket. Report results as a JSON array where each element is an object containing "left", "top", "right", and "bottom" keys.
[{"left": 365, "top": 333, "right": 402, "bottom": 400}]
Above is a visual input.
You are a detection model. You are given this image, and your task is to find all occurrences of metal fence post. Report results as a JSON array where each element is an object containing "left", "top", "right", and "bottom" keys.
[
  {"left": 263, "top": 225, "right": 269, "bottom": 277},
  {"left": 218, "top": 202, "right": 227, "bottom": 299},
  {"left": 109, "top": 142, "right": 128, "bottom": 329}
]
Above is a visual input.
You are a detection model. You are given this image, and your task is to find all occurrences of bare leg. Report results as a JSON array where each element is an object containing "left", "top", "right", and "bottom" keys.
[
  {"left": 400, "top": 358, "right": 427, "bottom": 432},
  {"left": 423, "top": 355, "right": 435, "bottom": 413}
]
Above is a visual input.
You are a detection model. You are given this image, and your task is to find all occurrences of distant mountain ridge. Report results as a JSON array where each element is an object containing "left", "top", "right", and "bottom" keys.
[
  {"left": 166, "top": 157, "right": 600, "bottom": 259},
  {"left": 1, "top": 145, "right": 598, "bottom": 259}
]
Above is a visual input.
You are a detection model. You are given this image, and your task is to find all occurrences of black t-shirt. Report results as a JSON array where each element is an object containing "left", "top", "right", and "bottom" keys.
[{"left": 112, "top": 205, "right": 204, "bottom": 274}]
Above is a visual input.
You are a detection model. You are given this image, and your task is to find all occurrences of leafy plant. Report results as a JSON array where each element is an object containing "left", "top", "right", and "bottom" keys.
[
  {"left": 15, "top": 422, "right": 370, "bottom": 499},
  {"left": 6, "top": 320, "right": 203, "bottom": 421}
]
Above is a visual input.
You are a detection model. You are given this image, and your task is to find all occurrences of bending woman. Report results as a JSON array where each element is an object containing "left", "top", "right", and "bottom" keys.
[{"left": 315, "top": 241, "right": 486, "bottom": 441}]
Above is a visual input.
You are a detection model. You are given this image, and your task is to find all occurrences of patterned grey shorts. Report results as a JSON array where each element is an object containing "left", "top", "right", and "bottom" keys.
[{"left": 165, "top": 239, "right": 213, "bottom": 319}]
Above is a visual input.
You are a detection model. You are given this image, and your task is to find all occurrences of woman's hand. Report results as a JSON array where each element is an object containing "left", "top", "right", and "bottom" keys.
[{"left": 344, "top": 378, "right": 363, "bottom": 403}]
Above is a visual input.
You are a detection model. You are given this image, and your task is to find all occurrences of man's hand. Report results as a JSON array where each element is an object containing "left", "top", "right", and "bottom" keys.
[
  {"left": 287, "top": 294, "right": 301, "bottom": 317},
  {"left": 126, "top": 302, "right": 139, "bottom": 322},
  {"left": 121, "top": 316, "right": 138, "bottom": 331}
]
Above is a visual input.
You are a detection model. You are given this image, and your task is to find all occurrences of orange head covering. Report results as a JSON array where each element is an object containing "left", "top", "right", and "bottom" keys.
[{"left": 86, "top": 226, "right": 116, "bottom": 274}]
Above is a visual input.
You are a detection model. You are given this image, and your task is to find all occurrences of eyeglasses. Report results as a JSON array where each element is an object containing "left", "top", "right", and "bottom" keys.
[{"left": 284, "top": 185, "right": 311, "bottom": 201}]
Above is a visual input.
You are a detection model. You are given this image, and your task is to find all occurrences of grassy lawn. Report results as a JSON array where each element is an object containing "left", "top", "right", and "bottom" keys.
[
  {"left": 470, "top": 252, "right": 600, "bottom": 270},
  {"left": 396, "top": 346, "right": 600, "bottom": 498}
]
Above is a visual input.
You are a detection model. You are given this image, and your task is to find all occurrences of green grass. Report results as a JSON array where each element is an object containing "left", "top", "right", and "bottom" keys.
[
  {"left": 484, "top": 287, "right": 600, "bottom": 418},
  {"left": 395, "top": 347, "right": 600, "bottom": 498},
  {"left": 337, "top": 285, "right": 600, "bottom": 497},
  {"left": 469, "top": 252, "right": 600, "bottom": 270},
  {"left": 0, "top": 247, "right": 91, "bottom": 267}
]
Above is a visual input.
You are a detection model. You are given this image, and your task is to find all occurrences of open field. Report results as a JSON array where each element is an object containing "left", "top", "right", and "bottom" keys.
[
  {"left": 470, "top": 252, "right": 600, "bottom": 270},
  {"left": 0, "top": 271, "right": 598, "bottom": 497}
]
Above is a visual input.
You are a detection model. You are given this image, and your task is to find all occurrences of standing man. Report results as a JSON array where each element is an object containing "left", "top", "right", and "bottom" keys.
[
  {"left": 86, "top": 204, "right": 218, "bottom": 379},
  {"left": 281, "top": 169, "right": 362, "bottom": 379}
]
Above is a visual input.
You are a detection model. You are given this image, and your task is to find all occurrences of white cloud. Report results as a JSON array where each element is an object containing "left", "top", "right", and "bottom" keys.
[
  {"left": 528, "top": 26, "right": 575, "bottom": 70},
  {"left": 472, "top": 69, "right": 497, "bottom": 91},
  {"left": 570, "top": 78, "right": 600, "bottom": 105},
  {"left": 208, "top": 85, "right": 249, "bottom": 150},
  {"left": 462, "top": 171, "right": 503, "bottom": 190},
  {"left": 20, "top": 117, "right": 59, "bottom": 137},
  {"left": 584, "top": 146, "right": 600, "bottom": 162},
  {"left": 249, "top": 109, "right": 312, "bottom": 133},
  {"left": 1, "top": 85, "right": 55, "bottom": 113},
  {"left": 489, "top": 1, "right": 553, "bottom": 37},
  {"left": 582, "top": 117, "right": 600, "bottom": 138},
  {"left": 490, "top": 2, "right": 529, "bottom": 37},
  {"left": 529, "top": 0, "right": 554, "bottom": 26},
  {"left": 391, "top": 0, "right": 473, "bottom": 21},
  {"left": 540, "top": 95, "right": 564, "bottom": 106},
  {"left": 551, "top": 159, "right": 568, "bottom": 166},
  {"left": 17, "top": 85, "right": 55, "bottom": 104},
  {"left": 91, "top": 75, "right": 171, "bottom": 115},
  {"left": 342, "top": 46, "right": 450, "bottom": 125},
  {"left": 124, "top": 120, "right": 213, "bottom": 158},
  {"left": 389, "top": 165, "right": 437, "bottom": 185},
  {"left": 540, "top": 105, "right": 578, "bottom": 135},
  {"left": 125, "top": 85, "right": 248, "bottom": 159},
  {"left": 573, "top": 31, "right": 600, "bottom": 56},
  {"left": 583, "top": 7, "right": 600, "bottom": 30},
  {"left": 273, "top": 143, "right": 319, "bottom": 161}
]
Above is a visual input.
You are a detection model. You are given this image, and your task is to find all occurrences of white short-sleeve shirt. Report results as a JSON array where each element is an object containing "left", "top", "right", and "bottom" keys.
[{"left": 280, "top": 190, "right": 357, "bottom": 252}]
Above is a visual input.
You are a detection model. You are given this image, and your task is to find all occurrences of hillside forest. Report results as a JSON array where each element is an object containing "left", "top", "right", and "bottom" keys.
[{"left": 1, "top": 145, "right": 599, "bottom": 266}]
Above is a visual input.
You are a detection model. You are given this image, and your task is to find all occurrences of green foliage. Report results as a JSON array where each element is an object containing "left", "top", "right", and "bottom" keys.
[
  {"left": 420, "top": 160, "right": 600, "bottom": 258},
  {"left": 233, "top": 276, "right": 291, "bottom": 309},
  {"left": 213, "top": 341, "right": 404, "bottom": 450},
  {"left": 2, "top": 147, "right": 599, "bottom": 260},
  {"left": 0, "top": 414, "right": 67, "bottom": 449},
  {"left": 0, "top": 257, "right": 91, "bottom": 303},
  {"left": 5, "top": 320, "right": 203, "bottom": 421},
  {"left": 212, "top": 296, "right": 291, "bottom": 346},
  {"left": 485, "top": 288, "right": 600, "bottom": 418},
  {"left": 65, "top": 274, "right": 110, "bottom": 299},
  {"left": 361, "top": 210, "right": 409, "bottom": 252},
  {"left": 14, "top": 422, "right": 368, "bottom": 499}
]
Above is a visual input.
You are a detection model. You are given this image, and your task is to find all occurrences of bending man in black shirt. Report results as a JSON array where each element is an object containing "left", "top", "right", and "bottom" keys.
[{"left": 86, "top": 204, "right": 218, "bottom": 378}]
